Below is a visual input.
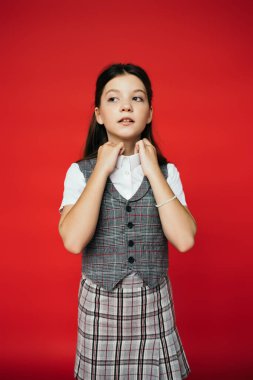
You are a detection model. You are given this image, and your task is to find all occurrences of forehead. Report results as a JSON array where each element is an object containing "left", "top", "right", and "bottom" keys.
[{"left": 103, "top": 74, "right": 146, "bottom": 95}]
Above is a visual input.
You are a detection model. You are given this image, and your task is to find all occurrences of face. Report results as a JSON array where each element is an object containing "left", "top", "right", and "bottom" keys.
[{"left": 95, "top": 74, "right": 152, "bottom": 143}]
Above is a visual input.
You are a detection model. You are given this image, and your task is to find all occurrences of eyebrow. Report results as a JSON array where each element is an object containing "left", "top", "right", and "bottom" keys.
[{"left": 105, "top": 89, "right": 146, "bottom": 95}]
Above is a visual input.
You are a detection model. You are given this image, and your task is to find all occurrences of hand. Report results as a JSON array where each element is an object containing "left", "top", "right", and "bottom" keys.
[
  {"left": 134, "top": 138, "right": 159, "bottom": 177},
  {"left": 96, "top": 141, "right": 125, "bottom": 176}
]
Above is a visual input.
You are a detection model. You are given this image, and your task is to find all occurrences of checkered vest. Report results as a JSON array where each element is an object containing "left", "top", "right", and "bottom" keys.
[{"left": 76, "top": 157, "right": 169, "bottom": 292}]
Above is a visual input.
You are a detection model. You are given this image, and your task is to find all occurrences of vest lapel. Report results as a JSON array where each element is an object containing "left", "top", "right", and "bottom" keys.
[{"left": 106, "top": 175, "right": 151, "bottom": 203}]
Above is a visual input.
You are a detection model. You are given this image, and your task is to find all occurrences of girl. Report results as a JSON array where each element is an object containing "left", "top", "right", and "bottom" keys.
[{"left": 58, "top": 63, "right": 197, "bottom": 380}]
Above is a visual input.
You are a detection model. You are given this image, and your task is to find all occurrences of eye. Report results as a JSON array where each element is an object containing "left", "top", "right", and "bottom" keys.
[{"left": 107, "top": 96, "right": 144, "bottom": 102}]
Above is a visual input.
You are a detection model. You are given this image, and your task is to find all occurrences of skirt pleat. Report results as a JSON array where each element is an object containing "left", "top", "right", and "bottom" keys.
[{"left": 74, "top": 272, "right": 190, "bottom": 380}]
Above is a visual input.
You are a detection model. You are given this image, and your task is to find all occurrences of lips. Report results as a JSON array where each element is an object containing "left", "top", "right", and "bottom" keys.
[{"left": 118, "top": 117, "right": 134, "bottom": 122}]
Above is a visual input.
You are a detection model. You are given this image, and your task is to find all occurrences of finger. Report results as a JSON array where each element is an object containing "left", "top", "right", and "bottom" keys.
[
  {"left": 134, "top": 142, "right": 139, "bottom": 154},
  {"left": 138, "top": 140, "right": 145, "bottom": 151},
  {"left": 118, "top": 141, "right": 124, "bottom": 153},
  {"left": 143, "top": 138, "right": 151, "bottom": 146}
]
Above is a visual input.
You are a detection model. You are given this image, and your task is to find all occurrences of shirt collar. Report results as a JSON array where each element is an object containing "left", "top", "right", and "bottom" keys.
[{"left": 116, "top": 153, "right": 140, "bottom": 171}]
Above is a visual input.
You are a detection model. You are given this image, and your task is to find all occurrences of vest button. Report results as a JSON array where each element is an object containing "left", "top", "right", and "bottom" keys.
[
  {"left": 127, "top": 222, "right": 133, "bottom": 228},
  {"left": 128, "top": 240, "right": 134, "bottom": 247},
  {"left": 126, "top": 205, "right": 132, "bottom": 212},
  {"left": 128, "top": 256, "right": 135, "bottom": 263}
]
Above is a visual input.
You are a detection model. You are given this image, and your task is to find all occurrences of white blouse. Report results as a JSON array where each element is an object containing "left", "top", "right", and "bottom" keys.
[{"left": 59, "top": 153, "right": 187, "bottom": 213}]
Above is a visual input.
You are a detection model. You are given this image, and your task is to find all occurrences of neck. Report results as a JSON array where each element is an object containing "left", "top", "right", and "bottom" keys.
[{"left": 107, "top": 137, "right": 141, "bottom": 156}]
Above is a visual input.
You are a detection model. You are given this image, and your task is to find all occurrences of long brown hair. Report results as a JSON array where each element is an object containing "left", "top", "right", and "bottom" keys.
[{"left": 78, "top": 63, "right": 169, "bottom": 165}]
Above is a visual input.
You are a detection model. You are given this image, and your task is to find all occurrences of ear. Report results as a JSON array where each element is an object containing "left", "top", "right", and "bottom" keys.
[
  {"left": 95, "top": 107, "right": 103, "bottom": 124},
  {"left": 147, "top": 106, "right": 153, "bottom": 124}
]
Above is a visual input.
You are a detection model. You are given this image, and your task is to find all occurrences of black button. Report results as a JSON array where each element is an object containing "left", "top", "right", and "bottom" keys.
[
  {"left": 126, "top": 205, "right": 132, "bottom": 212},
  {"left": 127, "top": 222, "right": 133, "bottom": 228},
  {"left": 128, "top": 240, "right": 134, "bottom": 247},
  {"left": 128, "top": 256, "right": 135, "bottom": 263}
]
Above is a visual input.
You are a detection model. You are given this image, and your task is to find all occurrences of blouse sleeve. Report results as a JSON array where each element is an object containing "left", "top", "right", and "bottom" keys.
[
  {"left": 59, "top": 163, "right": 86, "bottom": 214},
  {"left": 166, "top": 163, "right": 187, "bottom": 206}
]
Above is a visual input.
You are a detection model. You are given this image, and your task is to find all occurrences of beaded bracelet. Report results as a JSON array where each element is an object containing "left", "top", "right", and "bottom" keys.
[{"left": 155, "top": 195, "right": 177, "bottom": 208}]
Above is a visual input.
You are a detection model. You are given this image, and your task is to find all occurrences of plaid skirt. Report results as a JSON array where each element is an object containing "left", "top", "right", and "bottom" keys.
[{"left": 74, "top": 272, "right": 190, "bottom": 380}]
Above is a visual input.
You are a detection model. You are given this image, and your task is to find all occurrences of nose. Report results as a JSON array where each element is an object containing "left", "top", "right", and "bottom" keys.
[{"left": 120, "top": 102, "right": 133, "bottom": 111}]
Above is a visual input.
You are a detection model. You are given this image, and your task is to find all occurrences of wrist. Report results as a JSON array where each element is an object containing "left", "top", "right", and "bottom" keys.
[
  {"left": 94, "top": 163, "right": 110, "bottom": 180},
  {"left": 146, "top": 164, "right": 162, "bottom": 180}
]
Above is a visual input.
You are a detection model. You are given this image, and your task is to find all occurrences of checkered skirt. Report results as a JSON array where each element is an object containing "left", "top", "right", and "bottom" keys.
[{"left": 74, "top": 272, "right": 190, "bottom": 379}]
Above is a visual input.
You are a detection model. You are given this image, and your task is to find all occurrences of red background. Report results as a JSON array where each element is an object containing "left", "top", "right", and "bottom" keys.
[{"left": 1, "top": 1, "right": 252, "bottom": 379}]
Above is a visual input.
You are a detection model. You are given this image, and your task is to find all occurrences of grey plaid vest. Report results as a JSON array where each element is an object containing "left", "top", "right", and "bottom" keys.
[{"left": 76, "top": 157, "right": 169, "bottom": 292}]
